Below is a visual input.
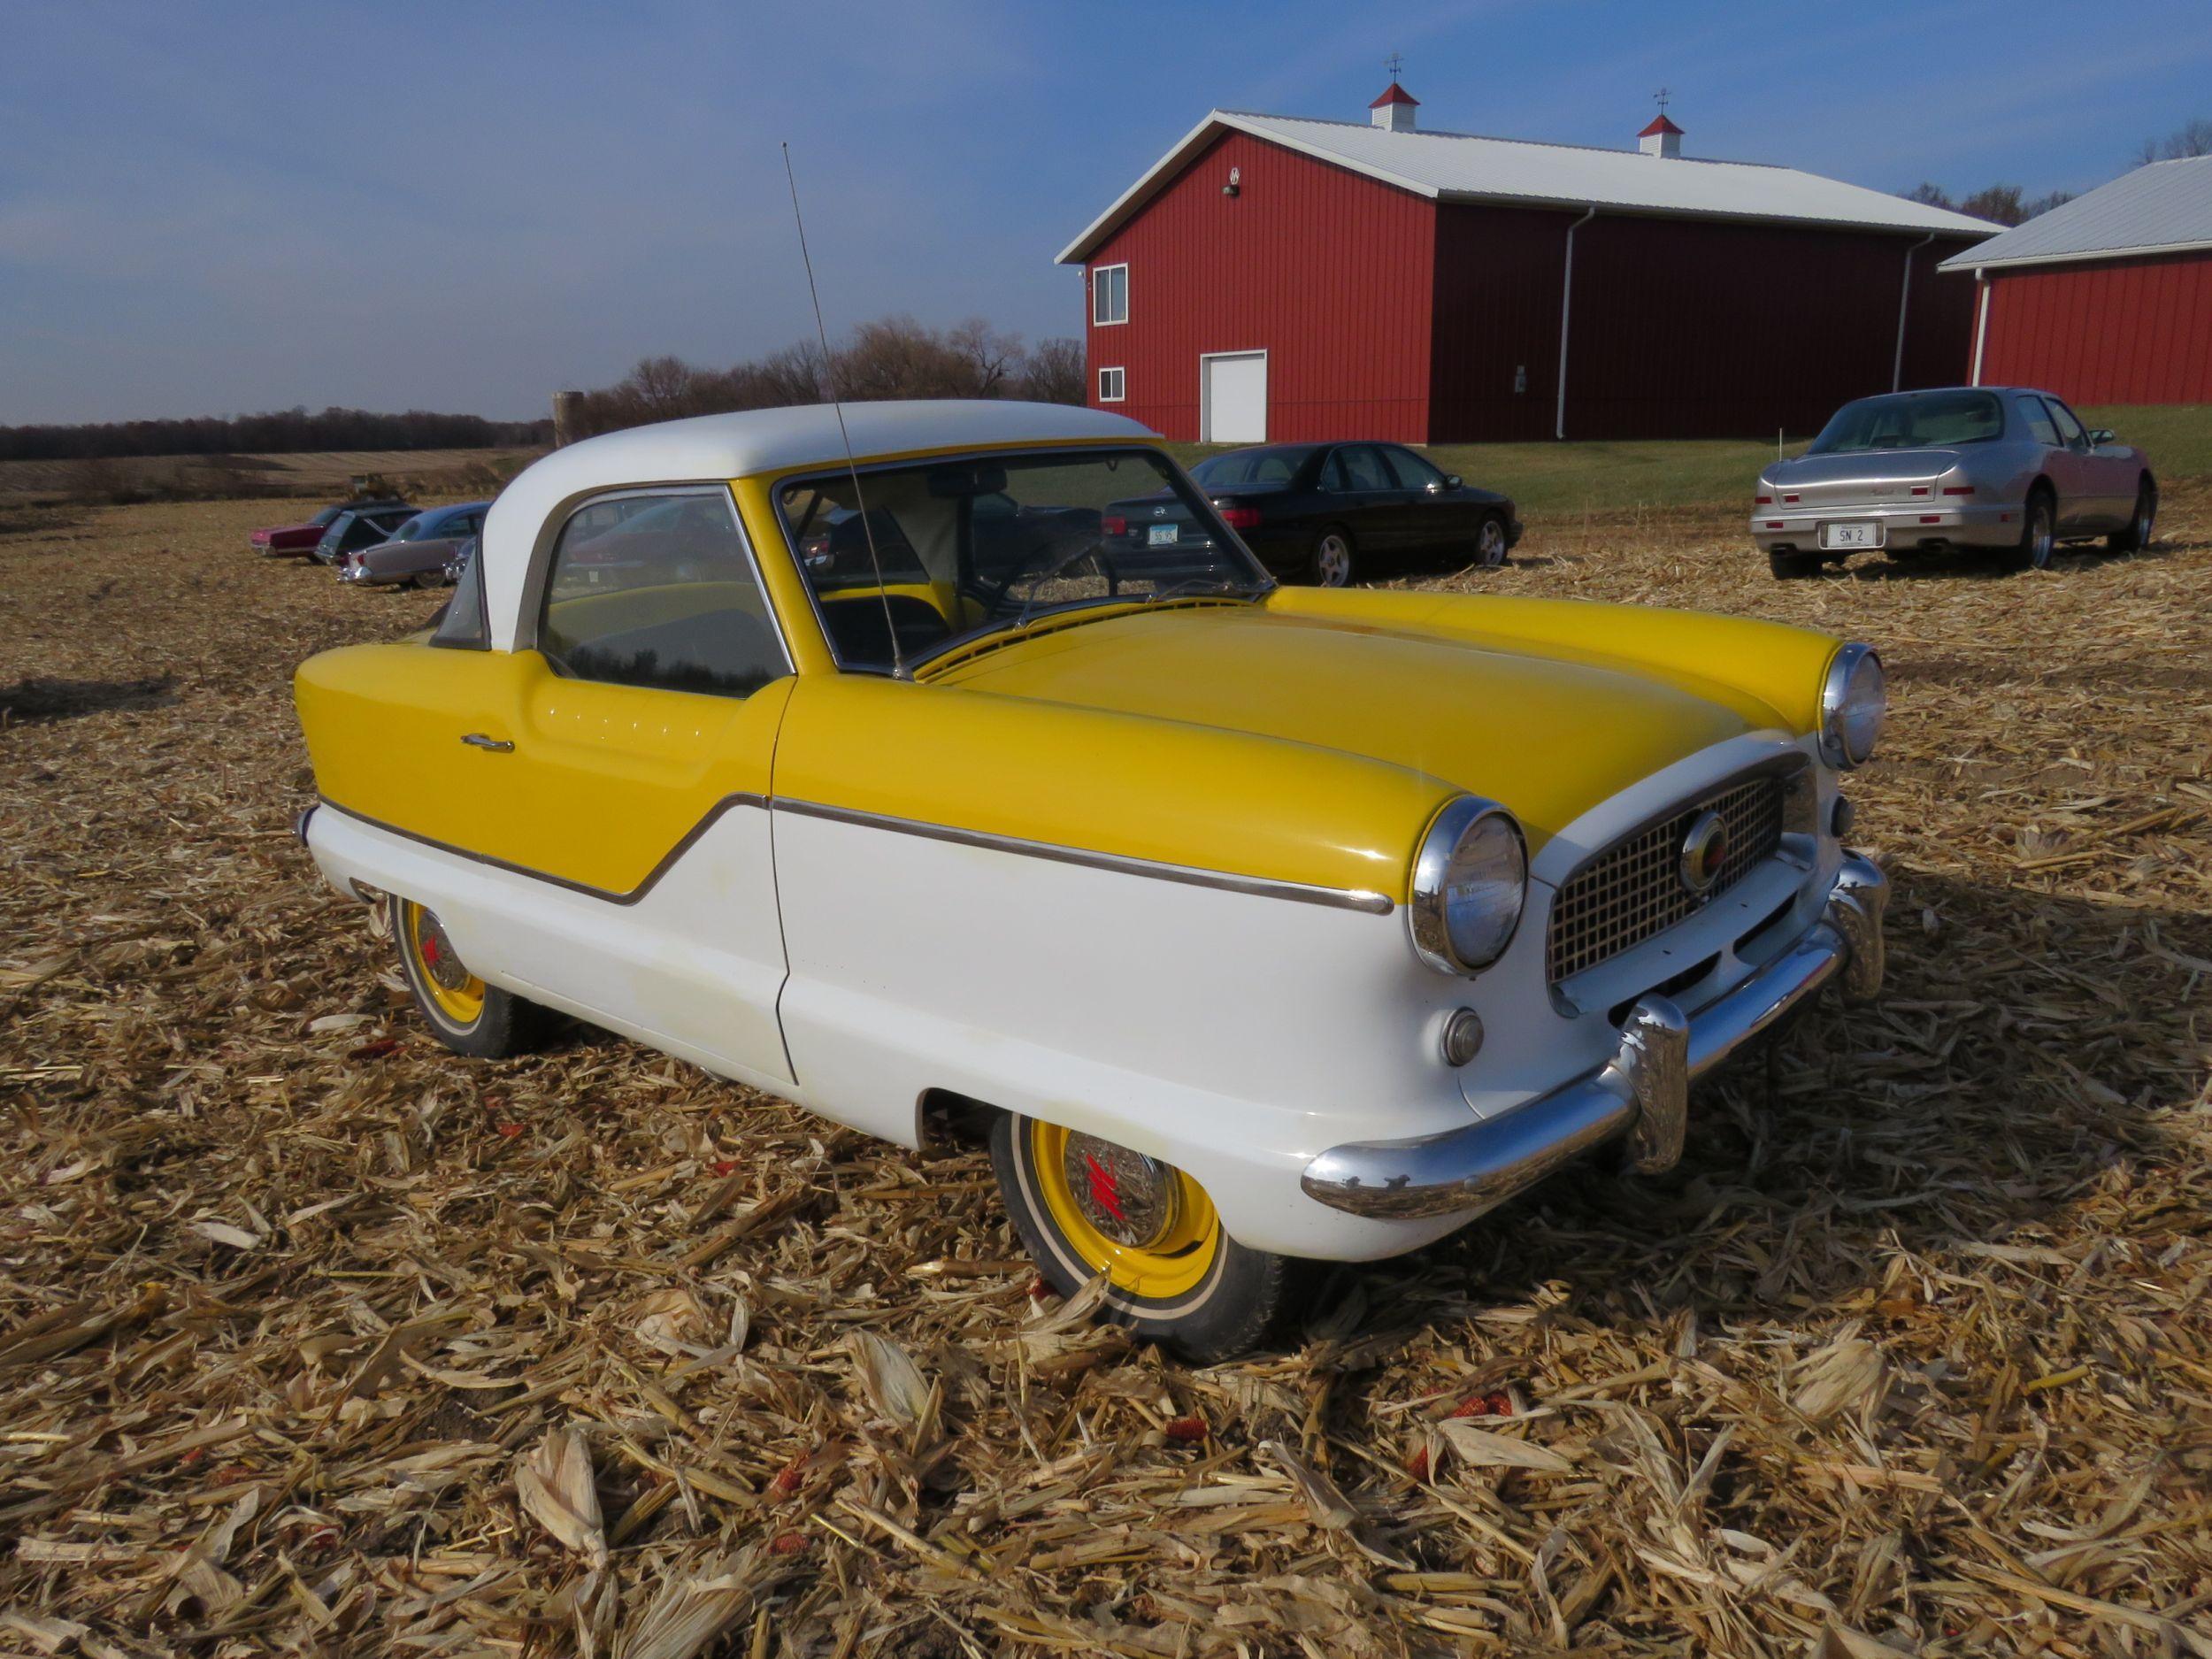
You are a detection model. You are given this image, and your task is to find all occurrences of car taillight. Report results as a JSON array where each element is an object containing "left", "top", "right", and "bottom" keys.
[
  {"left": 1755, "top": 495, "right": 1773, "bottom": 505},
  {"left": 1217, "top": 504, "right": 1263, "bottom": 530},
  {"left": 1102, "top": 514, "right": 1127, "bottom": 536},
  {"left": 1909, "top": 486, "right": 1930, "bottom": 496},
  {"left": 1942, "top": 485, "right": 1975, "bottom": 496},
  {"left": 1782, "top": 493, "right": 1800, "bottom": 503}
]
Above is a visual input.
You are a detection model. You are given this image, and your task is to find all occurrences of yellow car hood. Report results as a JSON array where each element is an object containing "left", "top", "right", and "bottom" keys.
[{"left": 930, "top": 601, "right": 1786, "bottom": 850}]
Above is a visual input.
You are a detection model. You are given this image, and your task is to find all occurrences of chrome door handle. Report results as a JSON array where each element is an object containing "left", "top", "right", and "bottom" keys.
[{"left": 460, "top": 733, "right": 514, "bottom": 752}]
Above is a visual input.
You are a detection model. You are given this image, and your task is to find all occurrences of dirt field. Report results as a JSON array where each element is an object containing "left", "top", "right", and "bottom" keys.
[
  {"left": 0, "top": 449, "right": 541, "bottom": 510},
  {"left": 4, "top": 491, "right": 2210, "bottom": 1656}
]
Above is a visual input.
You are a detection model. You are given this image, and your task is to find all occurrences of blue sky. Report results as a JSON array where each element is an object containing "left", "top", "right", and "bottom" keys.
[{"left": 4, "top": 0, "right": 2209, "bottom": 425}]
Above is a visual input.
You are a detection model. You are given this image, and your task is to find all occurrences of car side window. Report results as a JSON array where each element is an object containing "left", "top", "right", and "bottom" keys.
[
  {"left": 2046, "top": 399, "right": 2088, "bottom": 449},
  {"left": 538, "top": 489, "right": 789, "bottom": 699},
  {"left": 2016, "top": 396, "right": 2061, "bottom": 448},
  {"left": 1319, "top": 450, "right": 1350, "bottom": 492},
  {"left": 1338, "top": 446, "right": 1394, "bottom": 492},
  {"left": 1381, "top": 446, "right": 1446, "bottom": 489}
]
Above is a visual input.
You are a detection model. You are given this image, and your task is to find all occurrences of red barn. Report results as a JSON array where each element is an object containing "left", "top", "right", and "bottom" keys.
[
  {"left": 1057, "top": 85, "right": 1993, "bottom": 444},
  {"left": 1943, "top": 154, "right": 2212, "bottom": 404}
]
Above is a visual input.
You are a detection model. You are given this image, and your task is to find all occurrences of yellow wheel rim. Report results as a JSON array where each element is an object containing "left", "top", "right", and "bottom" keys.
[
  {"left": 400, "top": 901, "right": 485, "bottom": 1026},
  {"left": 1031, "top": 1121, "right": 1220, "bottom": 1301}
]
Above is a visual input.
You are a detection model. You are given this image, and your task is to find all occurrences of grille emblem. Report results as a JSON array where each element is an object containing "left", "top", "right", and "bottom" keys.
[{"left": 1678, "top": 810, "right": 1730, "bottom": 897}]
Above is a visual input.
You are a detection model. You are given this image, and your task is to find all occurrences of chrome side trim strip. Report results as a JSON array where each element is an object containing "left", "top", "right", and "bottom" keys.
[
  {"left": 312, "top": 793, "right": 770, "bottom": 906},
  {"left": 773, "top": 798, "right": 1395, "bottom": 914}
]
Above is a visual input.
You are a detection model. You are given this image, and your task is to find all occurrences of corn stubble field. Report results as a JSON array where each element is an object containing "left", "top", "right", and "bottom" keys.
[{"left": 3, "top": 489, "right": 2210, "bottom": 1658}]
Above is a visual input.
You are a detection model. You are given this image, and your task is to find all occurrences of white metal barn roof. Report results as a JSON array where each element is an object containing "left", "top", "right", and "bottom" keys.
[
  {"left": 1058, "top": 111, "right": 1993, "bottom": 264},
  {"left": 1937, "top": 155, "right": 2212, "bottom": 273}
]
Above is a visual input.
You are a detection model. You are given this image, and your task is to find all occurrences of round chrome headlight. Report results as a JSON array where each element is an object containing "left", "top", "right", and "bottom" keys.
[
  {"left": 1409, "top": 797, "right": 1526, "bottom": 975},
  {"left": 1820, "top": 643, "right": 1886, "bottom": 769}
]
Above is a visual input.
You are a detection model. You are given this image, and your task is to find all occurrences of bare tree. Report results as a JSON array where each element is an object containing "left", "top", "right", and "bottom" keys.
[
  {"left": 1959, "top": 184, "right": 2027, "bottom": 226},
  {"left": 1902, "top": 181, "right": 1955, "bottom": 209},
  {"left": 1017, "top": 337, "right": 1086, "bottom": 405},
  {"left": 2137, "top": 117, "right": 2212, "bottom": 163}
]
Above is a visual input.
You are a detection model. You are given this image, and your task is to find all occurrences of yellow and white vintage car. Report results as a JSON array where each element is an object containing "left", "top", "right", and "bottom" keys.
[{"left": 294, "top": 401, "right": 1890, "bottom": 1358}]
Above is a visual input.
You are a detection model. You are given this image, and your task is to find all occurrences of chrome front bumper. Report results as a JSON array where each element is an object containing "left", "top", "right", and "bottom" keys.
[{"left": 1302, "top": 854, "right": 1888, "bottom": 1220}]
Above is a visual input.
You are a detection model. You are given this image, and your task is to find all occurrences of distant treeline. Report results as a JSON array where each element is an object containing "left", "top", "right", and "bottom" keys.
[
  {"left": 563, "top": 315, "right": 1086, "bottom": 442},
  {"left": 0, "top": 406, "right": 553, "bottom": 463}
]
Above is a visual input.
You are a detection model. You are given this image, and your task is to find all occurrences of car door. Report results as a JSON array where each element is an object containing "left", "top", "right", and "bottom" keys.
[
  {"left": 1378, "top": 445, "right": 1463, "bottom": 556},
  {"left": 2012, "top": 396, "right": 2087, "bottom": 529},
  {"left": 2044, "top": 397, "right": 2130, "bottom": 527},
  {"left": 1318, "top": 445, "right": 1411, "bottom": 554},
  {"left": 426, "top": 484, "right": 799, "bottom": 1088}
]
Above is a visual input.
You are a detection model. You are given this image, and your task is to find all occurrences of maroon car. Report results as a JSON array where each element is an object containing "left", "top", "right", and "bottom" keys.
[{"left": 250, "top": 497, "right": 412, "bottom": 558}]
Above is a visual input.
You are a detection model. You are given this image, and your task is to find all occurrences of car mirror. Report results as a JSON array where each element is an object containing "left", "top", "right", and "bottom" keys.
[
  {"left": 1447, "top": 475, "right": 1463, "bottom": 489},
  {"left": 2087, "top": 428, "right": 2114, "bottom": 446}
]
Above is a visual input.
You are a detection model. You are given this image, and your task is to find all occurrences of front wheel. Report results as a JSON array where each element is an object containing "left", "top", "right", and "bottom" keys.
[
  {"left": 2108, "top": 477, "right": 2156, "bottom": 553},
  {"left": 1471, "top": 513, "right": 1509, "bottom": 569},
  {"left": 1307, "top": 526, "right": 1356, "bottom": 588},
  {"left": 989, "top": 1112, "right": 1301, "bottom": 1361},
  {"left": 390, "top": 895, "right": 546, "bottom": 1057}
]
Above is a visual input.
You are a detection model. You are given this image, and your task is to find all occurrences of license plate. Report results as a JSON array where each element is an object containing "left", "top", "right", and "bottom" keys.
[
  {"left": 1821, "top": 522, "right": 1883, "bottom": 550},
  {"left": 1148, "top": 523, "right": 1179, "bottom": 547}
]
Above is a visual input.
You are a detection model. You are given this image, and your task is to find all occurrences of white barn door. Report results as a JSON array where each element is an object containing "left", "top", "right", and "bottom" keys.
[{"left": 1201, "top": 351, "right": 1267, "bottom": 443}]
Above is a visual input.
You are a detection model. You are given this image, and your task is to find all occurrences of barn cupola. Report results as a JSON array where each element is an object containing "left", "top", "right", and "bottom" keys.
[
  {"left": 1369, "top": 81, "right": 1418, "bottom": 133},
  {"left": 1639, "top": 112, "right": 1684, "bottom": 158}
]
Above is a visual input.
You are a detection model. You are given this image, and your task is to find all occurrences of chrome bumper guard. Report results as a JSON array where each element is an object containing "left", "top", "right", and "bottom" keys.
[{"left": 1302, "top": 854, "right": 1888, "bottom": 1220}]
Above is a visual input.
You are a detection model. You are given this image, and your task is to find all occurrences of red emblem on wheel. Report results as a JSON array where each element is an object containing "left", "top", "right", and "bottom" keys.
[{"left": 1082, "top": 1151, "right": 1126, "bottom": 1221}]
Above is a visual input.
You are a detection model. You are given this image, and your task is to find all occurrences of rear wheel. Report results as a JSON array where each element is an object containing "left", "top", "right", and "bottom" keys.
[
  {"left": 1307, "top": 526, "right": 1356, "bottom": 588},
  {"left": 2108, "top": 476, "right": 2156, "bottom": 553},
  {"left": 988, "top": 1112, "right": 1301, "bottom": 1361},
  {"left": 2009, "top": 487, "right": 2057, "bottom": 571},
  {"left": 1472, "top": 513, "right": 1509, "bottom": 569},
  {"left": 390, "top": 895, "right": 545, "bottom": 1057},
  {"left": 1768, "top": 549, "right": 1823, "bottom": 580}
]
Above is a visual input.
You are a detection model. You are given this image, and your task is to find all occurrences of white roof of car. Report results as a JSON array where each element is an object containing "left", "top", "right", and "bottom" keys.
[
  {"left": 1058, "top": 111, "right": 1993, "bottom": 263},
  {"left": 1938, "top": 155, "right": 2212, "bottom": 272},
  {"left": 478, "top": 400, "right": 1156, "bottom": 651}
]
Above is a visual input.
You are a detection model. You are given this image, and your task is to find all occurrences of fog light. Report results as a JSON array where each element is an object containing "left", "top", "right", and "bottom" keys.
[
  {"left": 1440, "top": 1007, "right": 1485, "bottom": 1068},
  {"left": 1831, "top": 795, "right": 1855, "bottom": 839}
]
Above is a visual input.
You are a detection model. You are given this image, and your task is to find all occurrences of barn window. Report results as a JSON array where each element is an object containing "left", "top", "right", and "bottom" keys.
[
  {"left": 1097, "top": 366, "right": 1125, "bottom": 403},
  {"left": 1092, "top": 264, "right": 1128, "bottom": 326}
]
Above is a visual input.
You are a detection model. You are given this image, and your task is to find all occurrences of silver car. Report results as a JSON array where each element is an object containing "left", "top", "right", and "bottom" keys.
[
  {"left": 1754, "top": 388, "right": 2157, "bottom": 577},
  {"left": 338, "top": 501, "right": 490, "bottom": 588}
]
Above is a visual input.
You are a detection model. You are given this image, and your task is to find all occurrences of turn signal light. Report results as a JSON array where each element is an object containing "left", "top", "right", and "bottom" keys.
[
  {"left": 1755, "top": 494, "right": 1773, "bottom": 505},
  {"left": 1217, "top": 504, "right": 1263, "bottom": 530}
]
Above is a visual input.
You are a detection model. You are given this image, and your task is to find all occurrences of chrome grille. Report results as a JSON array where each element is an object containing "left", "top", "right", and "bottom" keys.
[{"left": 1547, "top": 773, "right": 1787, "bottom": 982}]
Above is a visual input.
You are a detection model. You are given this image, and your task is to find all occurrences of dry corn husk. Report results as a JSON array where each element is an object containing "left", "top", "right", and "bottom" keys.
[{"left": 4, "top": 488, "right": 2211, "bottom": 1655}]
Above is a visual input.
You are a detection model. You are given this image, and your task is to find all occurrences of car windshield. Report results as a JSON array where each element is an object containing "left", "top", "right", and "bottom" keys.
[
  {"left": 1809, "top": 391, "right": 2005, "bottom": 453},
  {"left": 310, "top": 506, "right": 344, "bottom": 527},
  {"left": 388, "top": 513, "right": 430, "bottom": 542},
  {"left": 777, "top": 447, "right": 1268, "bottom": 675},
  {"left": 1190, "top": 449, "right": 1304, "bottom": 489}
]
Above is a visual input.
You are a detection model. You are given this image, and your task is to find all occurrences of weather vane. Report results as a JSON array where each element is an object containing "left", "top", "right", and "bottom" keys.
[
  {"left": 1654, "top": 86, "right": 1671, "bottom": 115},
  {"left": 1386, "top": 51, "right": 1404, "bottom": 80}
]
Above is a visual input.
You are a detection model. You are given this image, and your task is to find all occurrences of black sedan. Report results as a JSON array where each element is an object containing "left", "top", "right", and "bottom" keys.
[{"left": 1103, "top": 442, "right": 1520, "bottom": 588}]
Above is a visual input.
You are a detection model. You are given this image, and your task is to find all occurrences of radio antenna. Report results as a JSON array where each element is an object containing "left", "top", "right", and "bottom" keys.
[{"left": 782, "top": 142, "right": 904, "bottom": 679}]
